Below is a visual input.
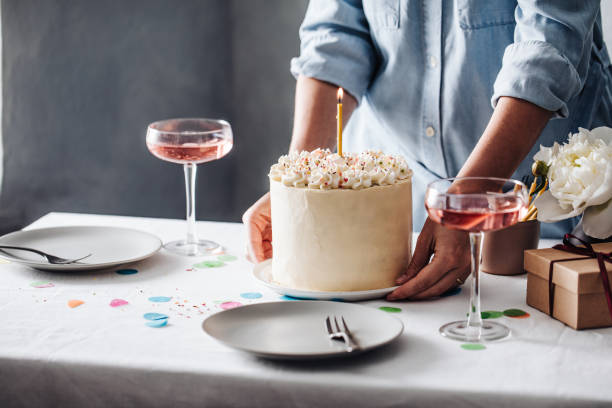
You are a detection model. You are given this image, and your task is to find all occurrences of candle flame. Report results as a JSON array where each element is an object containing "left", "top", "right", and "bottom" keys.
[{"left": 337, "top": 88, "right": 343, "bottom": 103}]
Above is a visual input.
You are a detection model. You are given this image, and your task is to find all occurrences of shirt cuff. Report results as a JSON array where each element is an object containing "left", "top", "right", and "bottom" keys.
[
  {"left": 290, "top": 33, "right": 375, "bottom": 103},
  {"left": 491, "top": 40, "right": 582, "bottom": 118}
]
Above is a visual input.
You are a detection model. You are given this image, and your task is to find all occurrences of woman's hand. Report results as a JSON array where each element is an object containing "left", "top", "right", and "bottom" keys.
[
  {"left": 387, "top": 217, "right": 471, "bottom": 300},
  {"left": 242, "top": 192, "right": 273, "bottom": 263}
]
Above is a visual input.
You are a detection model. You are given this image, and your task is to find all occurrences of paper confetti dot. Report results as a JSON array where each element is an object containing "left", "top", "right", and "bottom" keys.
[
  {"left": 116, "top": 269, "right": 138, "bottom": 275},
  {"left": 148, "top": 296, "right": 172, "bottom": 303},
  {"left": 193, "top": 260, "right": 225, "bottom": 268},
  {"left": 481, "top": 311, "right": 503, "bottom": 319},
  {"left": 217, "top": 254, "right": 237, "bottom": 262},
  {"left": 220, "top": 301, "right": 242, "bottom": 310},
  {"left": 67, "top": 299, "right": 84, "bottom": 308},
  {"left": 508, "top": 311, "right": 530, "bottom": 319},
  {"left": 280, "top": 295, "right": 300, "bottom": 301},
  {"left": 143, "top": 313, "right": 169, "bottom": 321},
  {"left": 503, "top": 308, "right": 528, "bottom": 318},
  {"left": 441, "top": 287, "right": 462, "bottom": 297},
  {"left": 461, "top": 343, "right": 486, "bottom": 351},
  {"left": 110, "top": 299, "right": 129, "bottom": 307},
  {"left": 240, "top": 292, "right": 263, "bottom": 299},
  {"left": 379, "top": 306, "right": 402, "bottom": 313},
  {"left": 146, "top": 319, "right": 168, "bottom": 328},
  {"left": 30, "top": 281, "right": 54, "bottom": 288}
]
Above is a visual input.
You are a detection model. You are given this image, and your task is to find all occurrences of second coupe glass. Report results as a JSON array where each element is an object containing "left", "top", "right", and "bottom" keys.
[{"left": 425, "top": 177, "right": 528, "bottom": 342}]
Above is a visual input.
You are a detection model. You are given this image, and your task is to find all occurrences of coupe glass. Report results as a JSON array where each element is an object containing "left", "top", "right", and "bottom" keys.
[
  {"left": 146, "top": 118, "right": 233, "bottom": 256},
  {"left": 425, "top": 177, "right": 528, "bottom": 342}
]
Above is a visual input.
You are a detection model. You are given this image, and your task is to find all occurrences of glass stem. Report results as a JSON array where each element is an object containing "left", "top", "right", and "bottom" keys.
[
  {"left": 184, "top": 163, "right": 198, "bottom": 249},
  {"left": 466, "top": 231, "right": 484, "bottom": 341}
]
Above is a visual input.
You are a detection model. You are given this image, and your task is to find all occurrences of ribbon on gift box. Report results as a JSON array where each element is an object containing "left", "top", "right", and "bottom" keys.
[{"left": 548, "top": 234, "right": 612, "bottom": 318}]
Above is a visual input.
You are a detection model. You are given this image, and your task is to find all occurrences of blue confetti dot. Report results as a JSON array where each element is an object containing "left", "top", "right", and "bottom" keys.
[
  {"left": 240, "top": 292, "right": 263, "bottom": 299},
  {"left": 148, "top": 296, "right": 172, "bottom": 303},
  {"left": 143, "top": 313, "right": 168, "bottom": 321},
  {"left": 146, "top": 319, "right": 168, "bottom": 328},
  {"left": 441, "top": 287, "right": 462, "bottom": 297},
  {"left": 116, "top": 269, "right": 138, "bottom": 275},
  {"left": 280, "top": 295, "right": 301, "bottom": 301},
  {"left": 280, "top": 295, "right": 316, "bottom": 301}
]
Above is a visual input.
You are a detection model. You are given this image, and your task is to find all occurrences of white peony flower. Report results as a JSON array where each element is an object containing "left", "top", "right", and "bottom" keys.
[{"left": 535, "top": 127, "right": 612, "bottom": 238}]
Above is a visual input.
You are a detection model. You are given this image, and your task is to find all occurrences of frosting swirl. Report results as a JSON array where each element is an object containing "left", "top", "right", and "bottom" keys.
[{"left": 269, "top": 149, "right": 412, "bottom": 189}]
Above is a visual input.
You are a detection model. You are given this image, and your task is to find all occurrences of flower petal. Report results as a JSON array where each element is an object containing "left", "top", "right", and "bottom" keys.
[
  {"left": 586, "top": 162, "right": 612, "bottom": 207},
  {"left": 533, "top": 145, "right": 553, "bottom": 164},
  {"left": 582, "top": 199, "right": 612, "bottom": 239},
  {"left": 588, "top": 126, "right": 612, "bottom": 145},
  {"left": 535, "top": 190, "right": 583, "bottom": 222}
]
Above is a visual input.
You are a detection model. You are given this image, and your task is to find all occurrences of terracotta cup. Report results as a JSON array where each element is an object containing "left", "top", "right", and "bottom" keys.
[{"left": 481, "top": 219, "right": 540, "bottom": 276}]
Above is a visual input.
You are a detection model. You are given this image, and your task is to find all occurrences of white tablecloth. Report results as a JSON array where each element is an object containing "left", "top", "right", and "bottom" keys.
[{"left": 0, "top": 212, "right": 611, "bottom": 408}]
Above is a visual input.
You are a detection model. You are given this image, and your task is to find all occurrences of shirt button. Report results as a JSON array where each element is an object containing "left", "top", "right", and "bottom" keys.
[
  {"left": 428, "top": 55, "right": 438, "bottom": 68},
  {"left": 425, "top": 126, "right": 436, "bottom": 138}
]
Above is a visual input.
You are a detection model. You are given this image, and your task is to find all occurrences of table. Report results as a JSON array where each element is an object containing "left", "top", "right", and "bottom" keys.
[{"left": 1, "top": 212, "right": 611, "bottom": 408}]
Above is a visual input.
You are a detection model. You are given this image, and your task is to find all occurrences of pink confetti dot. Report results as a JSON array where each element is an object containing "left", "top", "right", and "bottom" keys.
[
  {"left": 110, "top": 299, "right": 129, "bottom": 308},
  {"left": 220, "top": 301, "right": 242, "bottom": 310},
  {"left": 30, "top": 281, "right": 54, "bottom": 288}
]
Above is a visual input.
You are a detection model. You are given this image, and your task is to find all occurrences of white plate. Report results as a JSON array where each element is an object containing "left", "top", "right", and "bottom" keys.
[
  {"left": 253, "top": 259, "right": 398, "bottom": 301},
  {"left": 203, "top": 301, "right": 403, "bottom": 359},
  {"left": 0, "top": 226, "right": 162, "bottom": 271}
]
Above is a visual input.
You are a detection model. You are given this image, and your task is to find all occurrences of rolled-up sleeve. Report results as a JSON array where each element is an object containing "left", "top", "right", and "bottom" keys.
[
  {"left": 290, "top": 0, "right": 377, "bottom": 102},
  {"left": 492, "top": 1, "right": 601, "bottom": 118}
]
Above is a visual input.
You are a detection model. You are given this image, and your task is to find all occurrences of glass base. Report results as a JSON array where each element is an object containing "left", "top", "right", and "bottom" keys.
[
  {"left": 439, "top": 320, "right": 510, "bottom": 342},
  {"left": 164, "top": 239, "right": 220, "bottom": 256}
]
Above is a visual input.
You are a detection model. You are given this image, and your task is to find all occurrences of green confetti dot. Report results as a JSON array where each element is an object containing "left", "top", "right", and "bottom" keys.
[
  {"left": 379, "top": 306, "right": 402, "bottom": 313},
  {"left": 217, "top": 254, "right": 237, "bottom": 262},
  {"left": 193, "top": 260, "right": 225, "bottom": 269},
  {"left": 503, "top": 308, "right": 528, "bottom": 317},
  {"left": 461, "top": 343, "right": 486, "bottom": 351},
  {"left": 482, "top": 310, "right": 503, "bottom": 319}
]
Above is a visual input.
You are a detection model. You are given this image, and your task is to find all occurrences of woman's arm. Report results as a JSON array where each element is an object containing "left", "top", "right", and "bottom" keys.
[
  {"left": 388, "top": 96, "right": 552, "bottom": 300},
  {"left": 243, "top": 76, "right": 356, "bottom": 262}
]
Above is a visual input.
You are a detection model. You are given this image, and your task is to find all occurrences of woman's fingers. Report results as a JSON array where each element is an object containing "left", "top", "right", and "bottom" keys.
[
  {"left": 388, "top": 254, "right": 448, "bottom": 300},
  {"left": 409, "top": 264, "right": 470, "bottom": 300},
  {"left": 389, "top": 218, "right": 470, "bottom": 300},
  {"left": 396, "top": 219, "right": 435, "bottom": 285},
  {"left": 242, "top": 193, "right": 272, "bottom": 263}
]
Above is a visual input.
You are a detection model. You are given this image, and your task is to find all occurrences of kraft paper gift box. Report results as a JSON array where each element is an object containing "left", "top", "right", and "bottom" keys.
[{"left": 524, "top": 242, "right": 612, "bottom": 330}]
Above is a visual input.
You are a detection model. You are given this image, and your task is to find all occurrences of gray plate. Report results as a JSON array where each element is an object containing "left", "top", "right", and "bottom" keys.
[
  {"left": 0, "top": 226, "right": 162, "bottom": 271},
  {"left": 202, "top": 301, "right": 404, "bottom": 359}
]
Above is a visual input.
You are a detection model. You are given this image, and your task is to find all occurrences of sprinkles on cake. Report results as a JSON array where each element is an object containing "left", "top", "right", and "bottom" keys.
[{"left": 269, "top": 149, "right": 412, "bottom": 190}]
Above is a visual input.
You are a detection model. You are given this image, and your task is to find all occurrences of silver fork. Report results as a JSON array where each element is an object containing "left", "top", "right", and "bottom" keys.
[
  {"left": 0, "top": 245, "right": 92, "bottom": 264},
  {"left": 325, "top": 316, "right": 360, "bottom": 352}
]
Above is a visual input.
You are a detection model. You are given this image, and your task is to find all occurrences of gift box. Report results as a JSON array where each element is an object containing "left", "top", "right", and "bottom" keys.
[{"left": 524, "top": 241, "right": 612, "bottom": 330}]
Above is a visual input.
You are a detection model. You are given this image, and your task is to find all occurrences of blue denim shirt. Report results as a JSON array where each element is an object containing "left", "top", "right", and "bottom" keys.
[{"left": 290, "top": 0, "right": 612, "bottom": 238}]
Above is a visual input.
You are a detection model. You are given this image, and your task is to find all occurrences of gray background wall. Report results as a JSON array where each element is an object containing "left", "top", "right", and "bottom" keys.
[
  {"left": 0, "top": 0, "right": 307, "bottom": 233},
  {"left": 1, "top": 1, "right": 612, "bottom": 232}
]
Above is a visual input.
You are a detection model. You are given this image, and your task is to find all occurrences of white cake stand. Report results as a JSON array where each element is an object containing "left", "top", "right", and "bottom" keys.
[{"left": 252, "top": 259, "right": 399, "bottom": 302}]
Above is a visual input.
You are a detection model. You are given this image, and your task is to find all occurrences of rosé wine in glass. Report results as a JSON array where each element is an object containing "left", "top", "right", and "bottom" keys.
[
  {"left": 147, "top": 136, "right": 233, "bottom": 165},
  {"left": 427, "top": 198, "right": 524, "bottom": 232},
  {"left": 146, "top": 118, "right": 233, "bottom": 256},
  {"left": 425, "top": 177, "right": 528, "bottom": 342}
]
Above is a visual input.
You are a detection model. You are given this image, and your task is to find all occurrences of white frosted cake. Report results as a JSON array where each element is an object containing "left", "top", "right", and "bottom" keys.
[{"left": 269, "top": 149, "right": 412, "bottom": 291}]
